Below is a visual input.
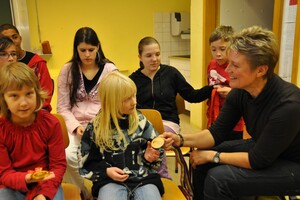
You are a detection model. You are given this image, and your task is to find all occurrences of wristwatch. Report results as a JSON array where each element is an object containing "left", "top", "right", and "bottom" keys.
[
  {"left": 213, "top": 152, "right": 221, "bottom": 163},
  {"left": 178, "top": 134, "right": 184, "bottom": 147}
]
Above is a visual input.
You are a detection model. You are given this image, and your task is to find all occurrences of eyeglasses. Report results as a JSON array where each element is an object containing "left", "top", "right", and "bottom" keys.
[{"left": 0, "top": 52, "right": 18, "bottom": 59}]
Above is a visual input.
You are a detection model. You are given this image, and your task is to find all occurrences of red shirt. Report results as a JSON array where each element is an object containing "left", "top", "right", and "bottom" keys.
[
  {"left": 27, "top": 54, "right": 53, "bottom": 112},
  {"left": 0, "top": 110, "right": 66, "bottom": 199},
  {"left": 207, "top": 59, "right": 230, "bottom": 86},
  {"left": 207, "top": 59, "right": 244, "bottom": 131}
]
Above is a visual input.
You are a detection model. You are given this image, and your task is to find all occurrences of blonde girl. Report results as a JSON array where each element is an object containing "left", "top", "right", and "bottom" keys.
[{"left": 79, "top": 71, "right": 164, "bottom": 200}]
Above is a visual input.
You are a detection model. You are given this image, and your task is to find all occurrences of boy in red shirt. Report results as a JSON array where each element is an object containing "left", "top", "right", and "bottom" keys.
[{"left": 207, "top": 25, "right": 244, "bottom": 140}]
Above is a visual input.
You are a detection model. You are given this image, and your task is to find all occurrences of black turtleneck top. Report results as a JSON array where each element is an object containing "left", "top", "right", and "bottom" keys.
[{"left": 209, "top": 74, "right": 300, "bottom": 169}]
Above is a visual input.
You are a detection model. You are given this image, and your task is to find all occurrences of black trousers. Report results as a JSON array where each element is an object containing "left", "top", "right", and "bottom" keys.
[{"left": 192, "top": 139, "right": 300, "bottom": 200}]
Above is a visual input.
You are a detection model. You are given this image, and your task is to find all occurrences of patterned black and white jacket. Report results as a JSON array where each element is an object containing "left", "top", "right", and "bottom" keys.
[{"left": 78, "top": 110, "right": 165, "bottom": 197}]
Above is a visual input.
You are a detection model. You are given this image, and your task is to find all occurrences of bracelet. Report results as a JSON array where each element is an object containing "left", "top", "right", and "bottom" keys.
[{"left": 178, "top": 134, "right": 184, "bottom": 147}]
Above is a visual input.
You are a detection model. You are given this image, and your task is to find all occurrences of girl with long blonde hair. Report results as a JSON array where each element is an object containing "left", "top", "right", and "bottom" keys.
[{"left": 79, "top": 71, "right": 164, "bottom": 200}]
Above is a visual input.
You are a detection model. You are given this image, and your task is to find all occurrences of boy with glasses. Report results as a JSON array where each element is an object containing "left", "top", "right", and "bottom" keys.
[
  {"left": 0, "top": 24, "right": 53, "bottom": 112},
  {"left": 0, "top": 37, "right": 17, "bottom": 67}
]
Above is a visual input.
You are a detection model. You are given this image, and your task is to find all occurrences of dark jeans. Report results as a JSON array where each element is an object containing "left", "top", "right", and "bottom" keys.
[{"left": 192, "top": 139, "right": 300, "bottom": 200}]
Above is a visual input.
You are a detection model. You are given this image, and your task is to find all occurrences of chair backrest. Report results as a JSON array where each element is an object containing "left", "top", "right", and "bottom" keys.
[
  {"left": 176, "top": 94, "right": 185, "bottom": 114},
  {"left": 139, "top": 108, "right": 193, "bottom": 199},
  {"left": 53, "top": 113, "right": 69, "bottom": 149},
  {"left": 139, "top": 109, "right": 164, "bottom": 135},
  {"left": 52, "top": 114, "right": 82, "bottom": 200}
]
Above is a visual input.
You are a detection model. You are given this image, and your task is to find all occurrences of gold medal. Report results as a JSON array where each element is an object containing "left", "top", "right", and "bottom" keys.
[
  {"left": 31, "top": 170, "right": 50, "bottom": 181},
  {"left": 151, "top": 137, "right": 165, "bottom": 149}
]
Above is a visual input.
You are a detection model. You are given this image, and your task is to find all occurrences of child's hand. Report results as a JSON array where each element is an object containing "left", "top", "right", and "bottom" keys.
[
  {"left": 144, "top": 141, "right": 160, "bottom": 162},
  {"left": 25, "top": 167, "right": 55, "bottom": 183},
  {"left": 33, "top": 194, "right": 47, "bottom": 200},
  {"left": 106, "top": 167, "right": 129, "bottom": 182},
  {"left": 26, "top": 171, "right": 55, "bottom": 183},
  {"left": 75, "top": 126, "right": 85, "bottom": 137}
]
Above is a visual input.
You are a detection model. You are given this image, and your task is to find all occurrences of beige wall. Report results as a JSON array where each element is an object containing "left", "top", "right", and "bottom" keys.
[
  {"left": 25, "top": 0, "right": 190, "bottom": 112},
  {"left": 220, "top": 0, "right": 274, "bottom": 31},
  {"left": 190, "top": 0, "right": 205, "bottom": 129}
]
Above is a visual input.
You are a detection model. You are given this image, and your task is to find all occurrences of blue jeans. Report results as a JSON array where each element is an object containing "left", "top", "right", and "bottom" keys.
[
  {"left": 192, "top": 139, "right": 300, "bottom": 200},
  {"left": 98, "top": 183, "right": 161, "bottom": 200},
  {"left": 0, "top": 185, "right": 64, "bottom": 200}
]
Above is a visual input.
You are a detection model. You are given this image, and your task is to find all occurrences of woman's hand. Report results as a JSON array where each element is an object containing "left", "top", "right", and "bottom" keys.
[
  {"left": 106, "top": 167, "right": 129, "bottom": 182},
  {"left": 190, "top": 150, "right": 215, "bottom": 168},
  {"left": 161, "top": 132, "right": 180, "bottom": 149},
  {"left": 144, "top": 141, "right": 160, "bottom": 162}
]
